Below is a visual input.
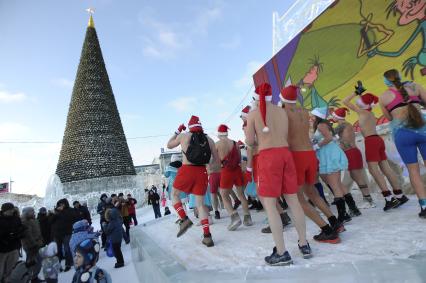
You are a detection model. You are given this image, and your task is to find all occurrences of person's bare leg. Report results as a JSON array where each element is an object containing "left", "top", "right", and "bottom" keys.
[
  {"left": 349, "top": 169, "right": 370, "bottom": 196},
  {"left": 297, "top": 188, "right": 328, "bottom": 228},
  {"left": 276, "top": 200, "right": 284, "bottom": 214},
  {"left": 172, "top": 187, "right": 180, "bottom": 206},
  {"left": 211, "top": 192, "right": 219, "bottom": 212},
  {"left": 304, "top": 185, "right": 333, "bottom": 218},
  {"left": 322, "top": 173, "right": 344, "bottom": 197},
  {"left": 219, "top": 189, "right": 234, "bottom": 216},
  {"left": 284, "top": 194, "right": 307, "bottom": 246},
  {"left": 367, "top": 162, "right": 390, "bottom": 192},
  {"left": 230, "top": 189, "right": 239, "bottom": 203},
  {"left": 408, "top": 163, "right": 426, "bottom": 199},
  {"left": 261, "top": 196, "right": 285, "bottom": 254},
  {"left": 196, "top": 195, "right": 208, "bottom": 220},
  {"left": 235, "top": 186, "right": 249, "bottom": 215},
  {"left": 379, "top": 161, "right": 401, "bottom": 191}
]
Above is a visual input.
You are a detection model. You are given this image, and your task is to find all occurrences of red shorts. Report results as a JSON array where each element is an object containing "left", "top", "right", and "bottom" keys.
[
  {"left": 258, "top": 147, "right": 298, "bottom": 197},
  {"left": 344, "top": 147, "right": 364, "bottom": 170},
  {"left": 220, "top": 166, "right": 244, "bottom": 189},
  {"left": 364, "top": 135, "right": 387, "bottom": 162},
  {"left": 253, "top": 154, "right": 259, "bottom": 183},
  {"left": 291, "top": 150, "right": 318, "bottom": 186},
  {"left": 173, "top": 165, "right": 208, "bottom": 196},
  {"left": 208, "top": 172, "right": 220, "bottom": 194}
]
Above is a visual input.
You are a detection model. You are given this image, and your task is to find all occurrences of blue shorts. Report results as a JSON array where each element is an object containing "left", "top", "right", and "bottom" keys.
[{"left": 394, "top": 127, "right": 426, "bottom": 164}]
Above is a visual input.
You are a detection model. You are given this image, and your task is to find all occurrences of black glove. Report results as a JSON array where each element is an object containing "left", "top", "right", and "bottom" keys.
[{"left": 355, "top": 80, "right": 366, "bottom": 95}]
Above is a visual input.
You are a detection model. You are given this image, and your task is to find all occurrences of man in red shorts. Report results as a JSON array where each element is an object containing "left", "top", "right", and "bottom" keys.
[
  {"left": 332, "top": 107, "right": 376, "bottom": 209},
  {"left": 343, "top": 88, "right": 409, "bottom": 211},
  {"left": 246, "top": 83, "right": 309, "bottom": 265},
  {"left": 167, "top": 115, "right": 220, "bottom": 247},
  {"left": 216, "top": 124, "right": 253, "bottom": 231},
  {"left": 280, "top": 85, "right": 341, "bottom": 244}
]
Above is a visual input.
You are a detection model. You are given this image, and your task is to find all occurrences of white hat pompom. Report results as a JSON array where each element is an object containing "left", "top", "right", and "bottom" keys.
[{"left": 262, "top": 126, "right": 270, "bottom": 133}]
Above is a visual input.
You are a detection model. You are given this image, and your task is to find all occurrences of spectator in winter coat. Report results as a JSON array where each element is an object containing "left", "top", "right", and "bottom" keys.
[
  {"left": 21, "top": 207, "right": 43, "bottom": 262},
  {"left": 37, "top": 207, "right": 52, "bottom": 246},
  {"left": 127, "top": 193, "right": 138, "bottom": 226},
  {"left": 50, "top": 198, "right": 79, "bottom": 272},
  {"left": 73, "top": 201, "right": 92, "bottom": 225},
  {"left": 97, "top": 193, "right": 108, "bottom": 248},
  {"left": 116, "top": 193, "right": 131, "bottom": 240},
  {"left": 148, "top": 190, "right": 162, "bottom": 218},
  {"left": 102, "top": 208, "right": 124, "bottom": 268},
  {"left": 69, "top": 220, "right": 100, "bottom": 259},
  {"left": 40, "top": 242, "right": 61, "bottom": 283},
  {"left": 0, "top": 203, "right": 26, "bottom": 283},
  {"left": 72, "top": 238, "right": 111, "bottom": 283}
]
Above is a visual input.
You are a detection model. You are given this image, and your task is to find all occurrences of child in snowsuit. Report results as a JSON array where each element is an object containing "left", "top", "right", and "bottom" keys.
[
  {"left": 70, "top": 220, "right": 100, "bottom": 259},
  {"left": 72, "top": 238, "right": 111, "bottom": 283},
  {"left": 40, "top": 242, "right": 61, "bottom": 283}
]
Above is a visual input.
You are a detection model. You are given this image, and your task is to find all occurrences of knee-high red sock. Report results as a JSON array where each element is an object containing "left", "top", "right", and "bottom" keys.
[
  {"left": 174, "top": 202, "right": 187, "bottom": 219},
  {"left": 201, "top": 218, "right": 210, "bottom": 236}
]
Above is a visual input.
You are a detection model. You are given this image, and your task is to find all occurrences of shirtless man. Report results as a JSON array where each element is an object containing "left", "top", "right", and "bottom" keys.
[
  {"left": 216, "top": 124, "right": 253, "bottom": 230},
  {"left": 343, "top": 86, "right": 409, "bottom": 211},
  {"left": 207, "top": 156, "right": 222, "bottom": 219},
  {"left": 332, "top": 107, "right": 376, "bottom": 209},
  {"left": 280, "top": 85, "right": 341, "bottom": 244},
  {"left": 242, "top": 106, "right": 291, "bottom": 232},
  {"left": 246, "top": 83, "right": 310, "bottom": 265},
  {"left": 167, "top": 115, "right": 220, "bottom": 247}
]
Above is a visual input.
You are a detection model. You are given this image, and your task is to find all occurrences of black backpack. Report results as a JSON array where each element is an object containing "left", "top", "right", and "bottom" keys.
[{"left": 184, "top": 132, "right": 212, "bottom": 165}]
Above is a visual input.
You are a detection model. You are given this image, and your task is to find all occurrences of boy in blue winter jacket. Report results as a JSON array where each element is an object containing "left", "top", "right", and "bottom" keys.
[
  {"left": 102, "top": 208, "right": 124, "bottom": 268},
  {"left": 70, "top": 220, "right": 100, "bottom": 259},
  {"left": 72, "top": 238, "right": 111, "bottom": 283}
]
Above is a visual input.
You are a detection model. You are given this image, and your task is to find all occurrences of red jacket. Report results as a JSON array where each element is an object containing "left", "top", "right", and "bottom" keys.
[{"left": 127, "top": 198, "right": 137, "bottom": 215}]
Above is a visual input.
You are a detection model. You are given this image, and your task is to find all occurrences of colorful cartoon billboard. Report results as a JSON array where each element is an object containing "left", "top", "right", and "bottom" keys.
[{"left": 253, "top": 0, "right": 426, "bottom": 123}]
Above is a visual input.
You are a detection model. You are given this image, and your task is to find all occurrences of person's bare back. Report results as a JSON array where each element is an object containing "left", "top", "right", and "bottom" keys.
[
  {"left": 335, "top": 121, "right": 357, "bottom": 150},
  {"left": 286, "top": 106, "right": 312, "bottom": 151},
  {"left": 358, "top": 110, "right": 377, "bottom": 137},
  {"left": 216, "top": 137, "right": 235, "bottom": 161},
  {"left": 246, "top": 103, "right": 289, "bottom": 150}
]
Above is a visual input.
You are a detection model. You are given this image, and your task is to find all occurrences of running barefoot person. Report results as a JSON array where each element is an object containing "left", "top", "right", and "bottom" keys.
[
  {"left": 216, "top": 124, "right": 253, "bottom": 230},
  {"left": 280, "top": 85, "right": 341, "bottom": 244},
  {"left": 246, "top": 83, "right": 310, "bottom": 266},
  {"left": 380, "top": 69, "right": 426, "bottom": 218},
  {"left": 332, "top": 107, "right": 376, "bottom": 209},
  {"left": 343, "top": 89, "right": 409, "bottom": 211},
  {"left": 311, "top": 107, "right": 360, "bottom": 222},
  {"left": 167, "top": 116, "right": 220, "bottom": 247},
  {"left": 207, "top": 154, "right": 221, "bottom": 219}
]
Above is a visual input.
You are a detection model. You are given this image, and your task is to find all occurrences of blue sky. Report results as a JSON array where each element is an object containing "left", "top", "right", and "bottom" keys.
[{"left": 0, "top": 0, "right": 295, "bottom": 196}]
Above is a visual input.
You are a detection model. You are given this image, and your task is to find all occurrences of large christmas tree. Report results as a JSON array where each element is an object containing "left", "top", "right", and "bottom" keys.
[{"left": 56, "top": 15, "right": 135, "bottom": 183}]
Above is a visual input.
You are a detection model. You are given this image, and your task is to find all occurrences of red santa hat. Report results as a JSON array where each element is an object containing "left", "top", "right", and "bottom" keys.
[
  {"left": 254, "top": 83, "right": 272, "bottom": 133},
  {"left": 279, "top": 85, "right": 298, "bottom": 104},
  {"left": 332, "top": 107, "right": 349, "bottom": 120},
  {"left": 240, "top": 105, "right": 251, "bottom": 118},
  {"left": 356, "top": 93, "right": 378, "bottom": 110},
  {"left": 188, "top": 115, "right": 203, "bottom": 132},
  {"left": 217, "top": 124, "right": 229, "bottom": 136}
]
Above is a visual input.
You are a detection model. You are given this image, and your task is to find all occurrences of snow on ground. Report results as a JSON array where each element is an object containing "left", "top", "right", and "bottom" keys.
[{"left": 143, "top": 193, "right": 426, "bottom": 272}]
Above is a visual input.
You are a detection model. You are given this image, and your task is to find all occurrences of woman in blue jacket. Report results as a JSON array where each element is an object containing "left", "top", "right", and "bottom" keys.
[{"left": 102, "top": 208, "right": 124, "bottom": 268}]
